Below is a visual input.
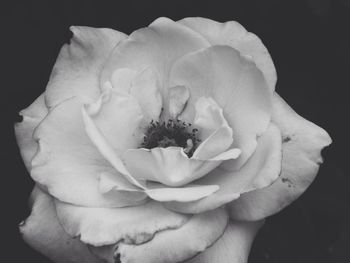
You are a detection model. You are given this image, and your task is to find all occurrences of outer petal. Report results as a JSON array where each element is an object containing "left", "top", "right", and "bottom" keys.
[
  {"left": 100, "top": 17, "right": 210, "bottom": 91},
  {"left": 15, "top": 93, "right": 48, "bottom": 170},
  {"left": 164, "top": 123, "right": 282, "bottom": 214},
  {"left": 229, "top": 93, "right": 332, "bottom": 220},
  {"left": 55, "top": 199, "right": 189, "bottom": 247},
  {"left": 31, "top": 96, "right": 145, "bottom": 207},
  {"left": 20, "top": 186, "right": 102, "bottom": 263},
  {"left": 45, "top": 26, "right": 126, "bottom": 108},
  {"left": 186, "top": 220, "right": 264, "bottom": 263},
  {"left": 115, "top": 207, "right": 228, "bottom": 263},
  {"left": 178, "top": 17, "right": 277, "bottom": 92},
  {"left": 169, "top": 45, "right": 272, "bottom": 170}
]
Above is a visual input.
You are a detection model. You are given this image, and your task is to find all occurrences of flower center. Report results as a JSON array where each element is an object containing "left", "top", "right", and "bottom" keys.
[{"left": 141, "top": 119, "right": 201, "bottom": 157}]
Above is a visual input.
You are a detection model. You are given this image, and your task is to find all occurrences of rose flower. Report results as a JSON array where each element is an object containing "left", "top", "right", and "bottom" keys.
[{"left": 16, "top": 17, "right": 331, "bottom": 263}]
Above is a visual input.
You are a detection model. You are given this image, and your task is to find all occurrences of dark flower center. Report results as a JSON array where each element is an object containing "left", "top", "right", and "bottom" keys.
[{"left": 141, "top": 119, "right": 201, "bottom": 157}]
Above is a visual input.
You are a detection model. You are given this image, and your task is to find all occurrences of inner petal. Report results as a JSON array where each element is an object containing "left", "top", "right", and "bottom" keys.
[
  {"left": 84, "top": 84, "right": 144, "bottom": 154},
  {"left": 169, "top": 45, "right": 272, "bottom": 170},
  {"left": 111, "top": 67, "right": 163, "bottom": 122},
  {"left": 192, "top": 97, "right": 234, "bottom": 160},
  {"left": 167, "top": 85, "right": 190, "bottom": 119},
  {"left": 122, "top": 147, "right": 239, "bottom": 187}
]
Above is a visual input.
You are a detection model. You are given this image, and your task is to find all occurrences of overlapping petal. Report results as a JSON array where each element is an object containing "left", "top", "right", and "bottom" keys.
[
  {"left": 167, "top": 85, "right": 190, "bottom": 118},
  {"left": 45, "top": 26, "right": 126, "bottom": 108},
  {"left": 229, "top": 93, "right": 332, "bottom": 220},
  {"left": 192, "top": 97, "right": 235, "bottom": 160},
  {"left": 83, "top": 84, "right": 144, "bottom": 154},
  {"left": 111, "top": 67, "right": 163, "bottom": 121},
  {"left": 98, "top": 169, "right": 220, "bottom": 203},
  {"left": 169, "top": 45, "right": 272, "bottom": 170},
  {"left": 55, "top": 199, "right": 190, "bottom": 246},
  {"left": 186, "top": 220, "right": 264, "bottom": 263},
  {"left": 15, "top": 93, "right": 48, "bottom": 170},
  {"left": 82, "top": 97, "right": 224, "bottom": 203},
  {"left": 164, "top": 123, "right": 282, "bottom": 214},
  {"left": 144, "top": 182, "right": 220, "bottom": 202},
  {"left": 122, "top": 147, "right": 239, "bottom": 187},
  {"left": 114, "top": 207, "right": 228, "bottom": 263},
  {"left": 20, "top": 186, "right": 102, "bottom": 263},
  {"left": 100, "top": 17, "right": 210, "bottom": 92},
  {"left": 178, "top": 17, "right": 277, "bottom": 92},
  {"left": 31, "top": 96, "right": 146, "bottom": 207}
]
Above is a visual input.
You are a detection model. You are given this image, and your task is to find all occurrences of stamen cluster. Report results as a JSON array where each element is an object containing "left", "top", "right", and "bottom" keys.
[{"left": 141, "top": 119, "right": 201, "bottom": 157}]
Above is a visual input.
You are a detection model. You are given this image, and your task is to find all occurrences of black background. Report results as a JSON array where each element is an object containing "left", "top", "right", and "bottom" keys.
[{"left": 3, "top": 0, "right": 350, "bottom": 262}]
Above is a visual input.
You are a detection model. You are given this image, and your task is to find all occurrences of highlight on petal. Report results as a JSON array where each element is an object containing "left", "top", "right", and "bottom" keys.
[
  {"left": 145, "top": 183, "right": 219, "bottom": 202},
  {"left": 115, "top": 207, "right": 228, "bottom": 263},
  {"left": 122, "top": 147, "right": 237, "bottom": 187},
  {"left": 15, "top": 93, "right": 48, "bottom": 170},
  {"left": 31, "top": 96, "right": 144, "bottom": 207},
  {"left": 169, "top": 45, "right": 272, "bottom": 170},
  {"left": 83, "top": 84, "right": 144, "bottom": 154},
  {"left": 100, "top": 17, "right": 210, "bottom": 91},
  {"left": 178, "top": 17, "right": 277, "bottom": 92},
  {"left": 164, "top": 123, "right": 282, "bottom": 214},
  {"left": 55, "top": 199, "right": 189, "bottom": 246},
  {"left": 20, "top": 186, "right": 101, "bottom": 263},
  {"left": 228, "top": 93, "right": 332, "bottom": 220},
  {"left": 186, "top": 220, "right": 264, "bottom": 263},
  {"left": 192, "top": 97, "right": 234, "bottom": 160},
  {"left": 46, "top": 26, "right": 126, "bottom": 108}
]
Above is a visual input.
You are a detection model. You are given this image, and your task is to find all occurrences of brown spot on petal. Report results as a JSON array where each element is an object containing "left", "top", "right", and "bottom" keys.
[
  {"left": 282, "top": 136, "right": 292, "bottom": 143},
  {"left": 282, "top": 177, "right": 294, "bottom": 188}
]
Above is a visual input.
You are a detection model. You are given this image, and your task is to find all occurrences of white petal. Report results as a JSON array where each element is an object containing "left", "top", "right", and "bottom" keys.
[
  {"left": 45, "top": 26, "right": 126, "bottom": 108},
  {"left": 84, "top": 85, "right": 144, "bottom": 154},
  {"left": 130, "top": 68, "right": 163, "bottom": 121},
  {"left": 186, "top": 220, "right": 264, "bottom": 263},
  {"left": 98, "top": 172, "right": 148, "bottom": 203},
  {"left": 169, "top": 45, "right": 272, "bottom": 170},
  {"left": 116, "top": 207, "right": 228, "bottom": 263},
  {"left": 164, "top": 123, "right": 282, "bottom": 214},
  {"left": 168, "top": 85, "right": 190, "bottom": 118},
  {"left": 228, "top": 93, "right": 331, "bottom": 220},
  {"left": 20, "top": 186, "right": 102, "bottom": 263},
  {"left": 111, "top": 68, "right": 138, "bottom": 92},
  {"left": 111, "top": 67, "right": 163, "bottom": 121},
  {"left": 122, "top": 147, "right": 236, "bottom": 187},
  {"left": 31, "top": 96, "right": 145, "bottom": 207},
  {"left": 15, "top": 93, "right": 48, "bottom": 170},
  {"left": 178, "top": 17, "right": 277, "bottom": 92},
  {"left": 82, "top": 101, "right": 145, "bottom": 189},
  {"left": 100, "top": 17, "right": 210, "bottom": 93},
  {"left": 192, "top": 97, "right": 234, "bottom": 160},
  {"left": 55, "top": 199, "right": 189, "bottom": 246},
  {"left": 145, "top": 183, "right": 219, "bottom": 202}
]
